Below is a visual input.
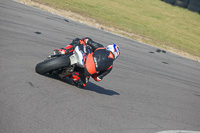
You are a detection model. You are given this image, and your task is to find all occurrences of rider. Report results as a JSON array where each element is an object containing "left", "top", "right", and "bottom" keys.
[{"left": 53, "top": 37, "right": 120, "bottom": 88}]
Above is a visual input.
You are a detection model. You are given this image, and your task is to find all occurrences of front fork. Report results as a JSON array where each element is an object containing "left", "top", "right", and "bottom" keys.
[
  {"left": 58, "top": 53, "right": 78, "bottom": 78},
  {"left": 45, "top": 53, "right": 76, "bottom": 78}
]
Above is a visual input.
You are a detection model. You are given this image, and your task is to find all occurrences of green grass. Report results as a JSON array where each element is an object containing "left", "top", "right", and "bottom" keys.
[{"left": 33, "top": 0, "right": 200, "bottom": 57}]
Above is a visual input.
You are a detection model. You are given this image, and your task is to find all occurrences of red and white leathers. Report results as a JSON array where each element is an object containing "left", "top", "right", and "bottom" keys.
[{"left": 56, "top": 37, "right": 115, "bottom": 88}]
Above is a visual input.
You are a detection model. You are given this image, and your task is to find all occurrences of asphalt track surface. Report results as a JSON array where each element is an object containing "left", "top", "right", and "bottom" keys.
[{"left": 0, "top": 0, "right": 200, "bottom": 133}]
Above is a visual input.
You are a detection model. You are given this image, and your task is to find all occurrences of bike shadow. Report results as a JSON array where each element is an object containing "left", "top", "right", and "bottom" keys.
[
  {"left": 43, "top": 74, "right": 120, "bottom": 96},
  {"left": 84, "top": 82, "right": 120, "bottom": 96}
]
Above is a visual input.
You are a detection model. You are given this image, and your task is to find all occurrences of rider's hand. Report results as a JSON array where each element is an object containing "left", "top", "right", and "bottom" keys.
[
  {"left": 92, "top": 74, "right": 101, "bottom": 81},
  {"left": 53, "top": 48, "right": 69, "bottom": 55}
]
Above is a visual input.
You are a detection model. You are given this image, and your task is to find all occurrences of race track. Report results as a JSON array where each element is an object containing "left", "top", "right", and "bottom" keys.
[{"left": 0, "top": 0, "right": 200, "bottom": 133}]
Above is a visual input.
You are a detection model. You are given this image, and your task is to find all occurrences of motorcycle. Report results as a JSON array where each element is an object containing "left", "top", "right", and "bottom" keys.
[{"left": 35, "top": 45, "right": 91, "bottom": 79}]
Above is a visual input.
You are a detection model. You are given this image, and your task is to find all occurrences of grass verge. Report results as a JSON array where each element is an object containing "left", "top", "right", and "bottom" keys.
[{"left": 18, "top": 0, "right": 200, "bottom": 61}]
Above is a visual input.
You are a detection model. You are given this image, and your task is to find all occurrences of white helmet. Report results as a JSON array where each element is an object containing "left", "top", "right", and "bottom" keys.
[{"left": 106, "top": 43, "right": 120, "bottom": 59}]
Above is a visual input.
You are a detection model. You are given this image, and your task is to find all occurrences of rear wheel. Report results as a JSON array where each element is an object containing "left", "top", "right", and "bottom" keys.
[{"left": 35, "top": 55, "right": 71, "bottom": 75}]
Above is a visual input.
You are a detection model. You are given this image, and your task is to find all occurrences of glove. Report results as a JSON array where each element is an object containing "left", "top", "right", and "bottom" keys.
[
  {"left": 92, "top": 73, "right": 101, "bottom": 82},
  {"left": 53, "top": 48, "right": 69, "bottom": 55}
]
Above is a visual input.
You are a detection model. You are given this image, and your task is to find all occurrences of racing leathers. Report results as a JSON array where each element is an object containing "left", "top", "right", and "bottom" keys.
[{"left": 55, "top": 37, "right": 115, "bottom": 88}]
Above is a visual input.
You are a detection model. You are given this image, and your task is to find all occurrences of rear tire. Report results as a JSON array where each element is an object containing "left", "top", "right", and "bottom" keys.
[{"left": 35, "top": 55, "right": 71, "bottom": 75}]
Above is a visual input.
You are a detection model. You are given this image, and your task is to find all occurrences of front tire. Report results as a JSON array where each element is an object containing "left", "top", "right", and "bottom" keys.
[{"left": 35, "top": 55, "right": 71, "bottom": 75}]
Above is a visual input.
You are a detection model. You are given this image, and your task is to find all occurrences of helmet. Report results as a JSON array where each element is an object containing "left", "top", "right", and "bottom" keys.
[{"left": 106, "top": 43, "right": 120, "bottom": 59}]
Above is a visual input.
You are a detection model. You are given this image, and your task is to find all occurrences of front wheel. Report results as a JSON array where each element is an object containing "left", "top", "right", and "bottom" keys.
[{"left": 35, "top": 55, "right": 71, "bottom": 75}]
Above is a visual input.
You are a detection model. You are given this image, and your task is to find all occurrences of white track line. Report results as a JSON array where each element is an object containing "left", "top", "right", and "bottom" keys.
[{"left": 157, "top": 130, "right": 200, "bottom": 133}]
